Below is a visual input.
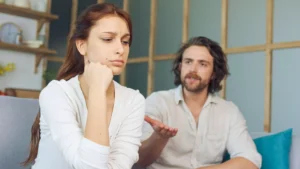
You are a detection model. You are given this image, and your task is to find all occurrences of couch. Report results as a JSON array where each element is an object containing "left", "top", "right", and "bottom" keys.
[
  {"left": 0, "top": 96, "right": 299, "bottom": 169},
  {"left": 0, "top": 96, "right": 39, "bottom": 169}
]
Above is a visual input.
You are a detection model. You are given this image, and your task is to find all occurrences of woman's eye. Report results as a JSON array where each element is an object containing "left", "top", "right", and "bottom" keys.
[
  {"left": 122, "top": 41, "right": 129, "bottom": 45},
  {"left": 102, "top": 38, "right": 112, "bottom": 42}
]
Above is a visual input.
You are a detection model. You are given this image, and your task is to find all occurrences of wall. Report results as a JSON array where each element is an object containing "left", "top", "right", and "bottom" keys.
[
  {"left": 226, "top": 0, "right": 300, "bottom": 135},
  {"left": 124, "top": 0, "right": 300, "bottom": 136}
]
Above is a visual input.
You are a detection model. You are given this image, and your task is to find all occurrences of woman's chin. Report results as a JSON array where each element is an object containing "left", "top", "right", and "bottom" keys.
[{"left": 111, "top": 67, "right": 124, "bottom": 76}]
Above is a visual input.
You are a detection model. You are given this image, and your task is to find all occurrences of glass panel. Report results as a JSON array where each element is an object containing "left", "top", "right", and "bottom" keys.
[
  {"left": 129, "top": 0, "right": 150, "bottom": 58},
  {"left": 77, "top": 0, "right": 97, "bottom": 16},
  {"left": 226, "top": 52, "right": 265, "bottom": 132},
  {"left": 273, "top": 0, "right": 300, "bottom": 43},
  {"left": 154, "top": 60, "right": 176, "bottom": 92},
  {"left": 113, "top": 75, "right": 120, "bottom": 83},
  {"left": 105, "top": 0, "right": 123, "bottom": 8},
  {"left": 45, "top": 62, "right": 62, "bottom": 84},
  {"left": 155, "top": 0, "right": 183, "bottom": 55},
  {"left": 49, "top": 0, "right": 73, "bottom": 57},
  {"left": 126, "top": 63, "right": 148, "bottom": 97},
  {"left": 228, "top": 0, "right": 266, "bottom": 47},
  {"left": 189, "top": 0, "right": 221, "bottom": 43},
  {"left": 271, "top": 48, "right": 300, "bottom": 135}
]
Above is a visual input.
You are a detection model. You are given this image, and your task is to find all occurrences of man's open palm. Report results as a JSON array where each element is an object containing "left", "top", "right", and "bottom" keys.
[{"left": 144, "top": 115, "right": 178, "bottom": 139}]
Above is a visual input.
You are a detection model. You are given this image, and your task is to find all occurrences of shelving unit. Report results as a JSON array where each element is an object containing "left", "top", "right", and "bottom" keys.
[
  {"left": 0, "top": 1, "right": 59, "bottom": 74},
  {"left": 0, "top": 3, "right": 58, "bottom": 20},
  {"left": 0, "top": 41, "right": 56, "bottom": 55}
]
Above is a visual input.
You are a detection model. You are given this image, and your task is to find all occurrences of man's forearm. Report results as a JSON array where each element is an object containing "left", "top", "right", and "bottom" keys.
[
  {"left": 137, "top": 133, "right": 169, "bottom": 168},
  {"left": 198, "top": 157, "right": 258, "bottom": 169}
]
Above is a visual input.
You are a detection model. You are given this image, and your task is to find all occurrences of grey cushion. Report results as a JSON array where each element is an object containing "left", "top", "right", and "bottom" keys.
[
  {"left": 0, "top": 96, "right": 39, "bottom": 169},
  {"left": 290, "top": 136, "right": 300, "bottom": 169}
]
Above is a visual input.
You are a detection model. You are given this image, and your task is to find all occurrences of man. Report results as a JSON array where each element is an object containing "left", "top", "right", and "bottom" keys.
[{"left": 137, "top": 36, "right": 262, "bottom": 169}]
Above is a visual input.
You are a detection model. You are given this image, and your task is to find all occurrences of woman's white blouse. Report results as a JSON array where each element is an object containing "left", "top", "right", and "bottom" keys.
[{"left": 32, "top": 75, "right": 145, "bottom": 169}]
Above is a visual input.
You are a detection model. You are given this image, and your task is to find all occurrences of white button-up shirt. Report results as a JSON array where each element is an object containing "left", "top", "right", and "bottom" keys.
[
  {"left": 32, "top": 75, "right": 145, "bottom": 169},
  {"left": 141, "top": 85, "right": 261, "bottom": 169}
]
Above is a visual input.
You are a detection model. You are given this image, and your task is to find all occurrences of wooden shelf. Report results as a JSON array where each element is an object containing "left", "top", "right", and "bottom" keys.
[
  {"left": 5, "top": 88, "right": 40, "bottom": 99},
  {"left": 0, "top": 3, "right": 58, "bottom": 21},
  {"left": 0, "top": 42, "right": 56, "bottom": 55}
]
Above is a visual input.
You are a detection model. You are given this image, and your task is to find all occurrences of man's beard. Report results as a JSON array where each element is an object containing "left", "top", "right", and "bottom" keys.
[{"left": 182, "top": 72, "right": 209, "bottom": 93}]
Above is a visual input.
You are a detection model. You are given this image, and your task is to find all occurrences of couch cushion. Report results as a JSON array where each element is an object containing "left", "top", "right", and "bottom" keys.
[
  {"left": 0, "top": 96, "right": 39, "bottom": 169},
  {"left": 254, "top": 128, "right": 293, "bottom": 169},
  {"left": 251, "top": 130, "right": 299, "bottom": 169}
]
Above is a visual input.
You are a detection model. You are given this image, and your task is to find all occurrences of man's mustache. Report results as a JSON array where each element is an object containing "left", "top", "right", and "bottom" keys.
[{"left": 185, "top": 73, "right": 201, "bottom": 80}]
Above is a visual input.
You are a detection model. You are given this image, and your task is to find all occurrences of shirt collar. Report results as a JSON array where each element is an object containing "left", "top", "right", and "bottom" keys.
[{"left": 174, "top": 85, "right": 218, "bottom": 106}]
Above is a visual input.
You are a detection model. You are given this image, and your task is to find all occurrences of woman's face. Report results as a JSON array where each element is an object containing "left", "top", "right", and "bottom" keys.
[{"left": 76, "top": 15, "right": 130, "bottom": 75}]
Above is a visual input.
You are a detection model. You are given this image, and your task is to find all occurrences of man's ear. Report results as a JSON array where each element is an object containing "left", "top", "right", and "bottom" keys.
[
  {"left": 75, "top": 39, "right": 87, "bottom": 56},
  {"left": 178, "top": 63, "right": 182, "bottom": 71},
  {"left": 211, "top": 73, "right": 215, "bottom": 80}
]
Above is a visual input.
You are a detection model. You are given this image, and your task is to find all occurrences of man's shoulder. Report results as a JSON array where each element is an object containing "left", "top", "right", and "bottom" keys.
[
  {"left": 146, "top": 88, "right": 177, "bottom": 102},
  {"left": 213, "top": 95, "right": 240, "bottom": 113}
]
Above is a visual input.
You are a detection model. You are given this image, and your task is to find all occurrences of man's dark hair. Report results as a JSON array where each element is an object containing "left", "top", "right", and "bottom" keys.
[{"left": 172, "top": 36, "right": 230, "bottom": 94}]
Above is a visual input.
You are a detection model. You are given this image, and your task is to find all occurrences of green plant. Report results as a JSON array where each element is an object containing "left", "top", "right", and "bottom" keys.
[
  {"left": 42, "top": 70, "right": 57, "bottom": 82},
  {"left": 0, "top": 63, "right": 16, "bottom": 76}
]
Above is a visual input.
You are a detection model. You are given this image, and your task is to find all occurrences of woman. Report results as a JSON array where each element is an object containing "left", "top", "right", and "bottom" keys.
[{"left": 22, "top": 3, "right": 145, "bottom": 169}]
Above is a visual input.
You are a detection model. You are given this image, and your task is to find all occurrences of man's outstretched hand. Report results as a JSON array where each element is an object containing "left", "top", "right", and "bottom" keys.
[{"left": 144, "top": 115, "right": 178, "bottom": 139}]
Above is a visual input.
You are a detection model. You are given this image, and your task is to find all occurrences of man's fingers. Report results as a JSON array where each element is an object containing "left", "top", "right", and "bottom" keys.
[
  {"left": 144, "top": 115, "right": 154, "bottom": 125},
  {"left": 160, "top": 128, "right": 168, "bottom": 135},
  {"left": 172, "top": 129, "right": 178, "bottom": 136},
  {"left": 144, "top": 115, "right": 178, "bottom": 138},
  {"left": 166, "top": 131, "right": 173, "bottom": 137}
]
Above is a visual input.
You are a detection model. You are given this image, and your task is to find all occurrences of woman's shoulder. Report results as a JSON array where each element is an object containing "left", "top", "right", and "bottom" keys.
[
  {"left": 40, "top": 80, "right": 65, "bottom": 95},
  {"left": 114, "top": 81, "right": 145, "bottom": 103},
  {"left": 40, "top": 76, "right": 79, "bottom": 100}
]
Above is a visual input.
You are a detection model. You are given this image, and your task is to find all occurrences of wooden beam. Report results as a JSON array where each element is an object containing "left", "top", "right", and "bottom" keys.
[
  {"left": 127, "top": 54, "right": 175, "bottom": 64},
  {"left": 47, "top": 56, "right": 65, "bottom": 62},
  {"left": 123, "top": 0, "right": 129, "bottom": 11},
  {"left": 147, "top": 0, "right": 157, "bottom": 95},
  {"left": 127, "top": 39, "right": 300, "bottom": 64},
  {"left": 182, "top": 0, "right": 189, "bottom": 43},
  {"left": 42, "top": 57, "right": 48, "bottom": 87},
  {"left": 221, "top": 0, "right": 228, "bottom": 49},
  {"left": 34, "top": 54, "right": 43, "bottom": 73},
  {"left": 264, "top": 0, "right": 274, "bottom": 133},
  {"left": 220, "top": 0, "right": 228, "bottom": 99},
  {"left": 69, "top": 0, "right": 78, "bottom": 39},
  {"left": 0, "top": 3, "right": 58, "bottom": 20},
  {"left": 40, "top": 0, "right": 53, "bottom": 85},
  {"left": 120, "top": 0, "right": 129, "bottom": 86},
  {"left": 264, "top": 49, "right": 272, "bottom": 133},
  {"left": 154, "top": 54, "right": 175, "bottom": 61},
  {"left": 127, "top": 57, "right": 148, "bottom": 64},
  {"left": 225, "top": 44, "right": 266, "bottom": 54},
  {"left": 270, "top": 41, "right": 300, "bottom": 49}
]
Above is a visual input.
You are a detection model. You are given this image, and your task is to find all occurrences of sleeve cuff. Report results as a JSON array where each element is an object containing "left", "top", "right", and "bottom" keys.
[
  {"left": 79, "top": 138, "right": 110, "bottom": 165},
  {"left": 233, "top": 152, "right": 262, "bottom": 169}
]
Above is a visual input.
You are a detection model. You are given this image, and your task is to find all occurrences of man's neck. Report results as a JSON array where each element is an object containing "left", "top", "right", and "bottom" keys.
[
  {"left": 182, "top": 87, "right": 209, "bottom": 126},
  {"left": 182, "top": 87, "right": 209, "bottom": 108}
]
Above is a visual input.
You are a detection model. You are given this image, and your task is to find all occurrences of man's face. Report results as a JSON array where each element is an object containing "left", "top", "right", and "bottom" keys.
[{"left": 179, "top": 45, "right": 214, "bottom": 93}]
